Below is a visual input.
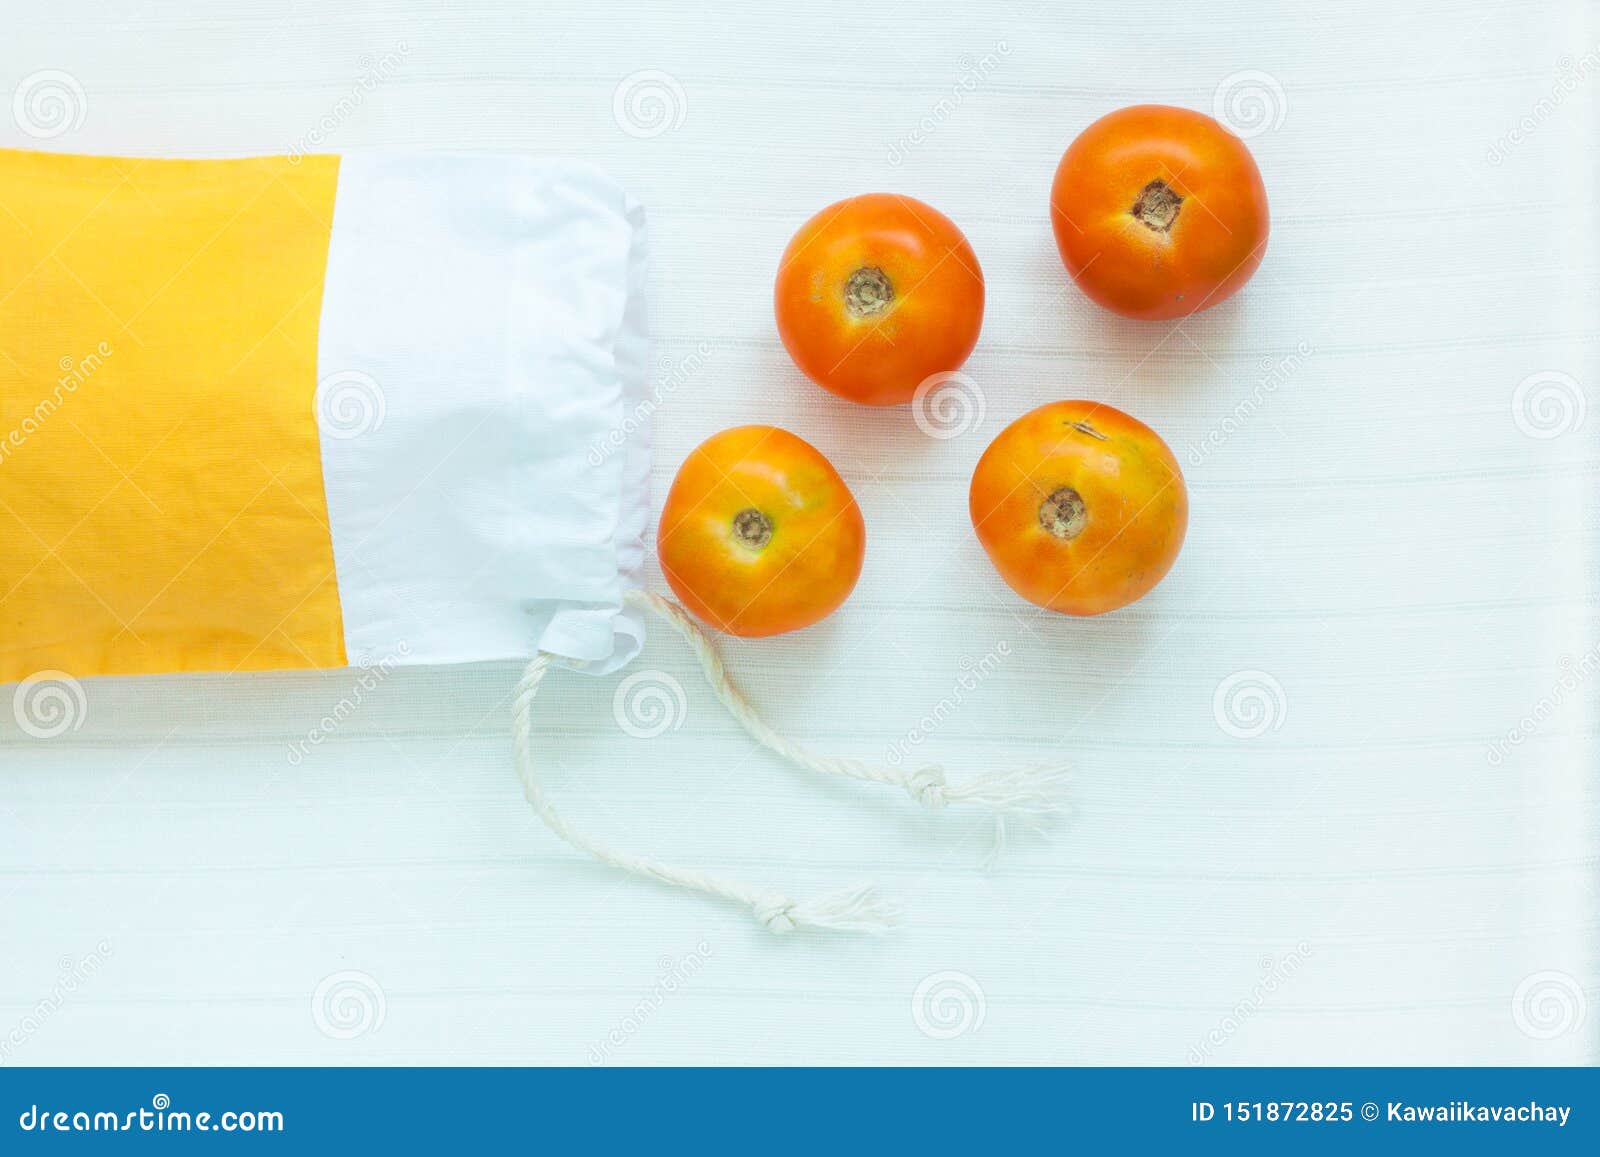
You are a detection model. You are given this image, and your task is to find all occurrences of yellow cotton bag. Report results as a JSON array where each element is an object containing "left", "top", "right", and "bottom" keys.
[{"left": 0, "top": 148, "right": 651, "bottom": 683}]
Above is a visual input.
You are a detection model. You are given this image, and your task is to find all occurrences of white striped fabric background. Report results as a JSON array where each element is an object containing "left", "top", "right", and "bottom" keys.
[{"left": 1, "top": 0, "right": 1595, "bottom": 1064}]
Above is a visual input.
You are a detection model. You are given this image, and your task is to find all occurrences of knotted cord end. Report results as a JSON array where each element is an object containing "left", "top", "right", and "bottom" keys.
[
  {"left": 939, "top": 761, "right": 1071, "bottom": 821},
  {"left": 751, "top": 883, "right": 901, "bottom": 935},
  {"left": 904, "top": 766, "right": 951, "bottom": 809}
]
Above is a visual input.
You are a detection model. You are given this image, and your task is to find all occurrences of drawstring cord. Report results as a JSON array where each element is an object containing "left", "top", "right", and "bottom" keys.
[
  {"left": 513, "top": 652, "right": 900, "bottom": 934},
  {"left": 631, "top": 591, "right": 1071, "bottom": 831},
  {"left": 511, "top": 590, "right": 1069, "bottom": 934}
]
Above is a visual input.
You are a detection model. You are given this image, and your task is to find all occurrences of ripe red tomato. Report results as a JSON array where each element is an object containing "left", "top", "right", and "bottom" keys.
[
  {"left": 774, "top": 193, "right": 984, "bottom": 405},
  {"left": 1050, "top": 105, "right": 1269, "bottom": 320},
  {"left": 657, "top": 426, "right": 866, "bottom": 636},
  {"left": 969, "top": 401, "right": 1187, "bottom": 615}
]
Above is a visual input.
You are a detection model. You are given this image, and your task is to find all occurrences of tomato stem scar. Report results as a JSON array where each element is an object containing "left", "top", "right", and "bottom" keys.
[
  {"left": 843, "top": 266, "right": 894, "bottom": 319},
  {"left": 1039, "top": 487, "right": 1088, "bottom": 540},
  {"left": 1130, "top": 179, "right": 1182, "bottom": 233},
  {"left": 731, "top": 508, "right": 774, "bottom": 550}
]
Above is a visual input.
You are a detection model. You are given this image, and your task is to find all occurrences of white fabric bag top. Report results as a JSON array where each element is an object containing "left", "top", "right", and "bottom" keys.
[{"left": 316, "top": 153, "right": 650, "bottom": 674}]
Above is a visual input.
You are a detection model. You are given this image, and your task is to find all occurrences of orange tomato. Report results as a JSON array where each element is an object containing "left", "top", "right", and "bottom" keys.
[
  {"left": 969, "top": 401, "right": 1187, "bottom": 615},
  {"left": 774, "top": 193, "right": 984, "bottom": 406},
  {"left": 657, "top": 425, "right": 866, "bottom": 637},
  {"left": 1050, "top": 105, "right": 1269, "bottom": 320}
]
